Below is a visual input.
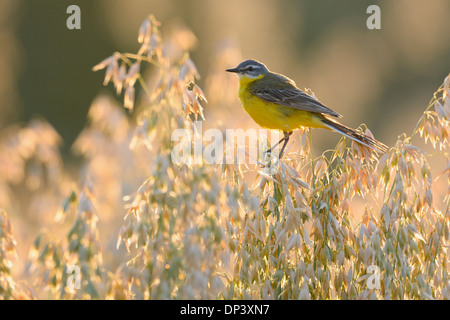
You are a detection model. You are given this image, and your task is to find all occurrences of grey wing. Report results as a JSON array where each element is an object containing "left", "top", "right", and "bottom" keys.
[{"left": 251, "top": 85, "right": 342, "bottom": 118}]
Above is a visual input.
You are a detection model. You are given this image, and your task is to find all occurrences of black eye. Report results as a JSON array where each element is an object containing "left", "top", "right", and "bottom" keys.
[{"left": 247, "top": 66, "right": 254, "bottom": 72}]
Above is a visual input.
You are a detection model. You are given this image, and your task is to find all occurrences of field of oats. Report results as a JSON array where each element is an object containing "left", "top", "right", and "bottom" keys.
[{"left": 1, "top": 14, "right": 449, "bottom": 300}]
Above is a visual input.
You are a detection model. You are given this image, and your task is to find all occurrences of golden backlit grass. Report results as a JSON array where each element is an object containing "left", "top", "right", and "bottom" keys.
[{"left": 0, "top": 15, "right": 449, "bottom": 300}]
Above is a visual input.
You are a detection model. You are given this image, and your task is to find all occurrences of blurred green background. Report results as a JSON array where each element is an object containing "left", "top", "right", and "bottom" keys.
[{"left": 1, "top": 0, "right": 449, "bottom": 159}]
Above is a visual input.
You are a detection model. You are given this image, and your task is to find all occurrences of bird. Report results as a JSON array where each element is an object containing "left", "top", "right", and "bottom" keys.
[{"left": 226, "top": 59, "right": 388, "bottom": 158}]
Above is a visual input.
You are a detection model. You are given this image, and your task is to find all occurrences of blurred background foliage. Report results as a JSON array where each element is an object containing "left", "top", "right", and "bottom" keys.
[{"left": 1, "top": 0, "right": 448, "bottom": 157}]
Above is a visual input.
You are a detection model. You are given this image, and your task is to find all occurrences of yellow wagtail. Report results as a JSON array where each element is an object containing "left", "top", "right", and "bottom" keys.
[{"left": 226, "top": 59, "right": 388, "bottom": 157}]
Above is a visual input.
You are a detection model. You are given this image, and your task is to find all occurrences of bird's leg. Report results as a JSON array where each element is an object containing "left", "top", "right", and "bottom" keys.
[
  {"left": 266, "top": 136, "right": 286, "bottom": 154},
  {"left": 278, "top": 131, "right": 293, "bottom": 158}
]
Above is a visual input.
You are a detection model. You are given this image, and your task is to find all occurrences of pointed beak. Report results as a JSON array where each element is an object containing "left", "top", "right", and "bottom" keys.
[{"left": 226, "top": 67, "right": 239, "bottom": 73}]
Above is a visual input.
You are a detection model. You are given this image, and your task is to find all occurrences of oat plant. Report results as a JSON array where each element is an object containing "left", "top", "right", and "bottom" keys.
[{"left": 0, "top": 14, "right": 448, "bottom": 300}]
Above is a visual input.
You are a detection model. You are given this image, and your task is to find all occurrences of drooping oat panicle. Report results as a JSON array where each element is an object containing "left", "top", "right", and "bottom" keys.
[{"left": 0, "top": 210, "right": 17, "bottom": 299}]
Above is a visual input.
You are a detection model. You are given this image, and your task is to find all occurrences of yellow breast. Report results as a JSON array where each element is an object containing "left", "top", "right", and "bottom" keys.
[{"left": 237, "top": 76, "right": 326, "bottom": 131}]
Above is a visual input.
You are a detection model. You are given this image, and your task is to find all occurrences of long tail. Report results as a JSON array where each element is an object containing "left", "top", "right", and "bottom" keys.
[{"left": 321, "top": 117, "right": 388, "bottom": 153}]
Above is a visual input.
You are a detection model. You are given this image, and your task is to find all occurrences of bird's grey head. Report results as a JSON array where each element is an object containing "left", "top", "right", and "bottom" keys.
[{"left": 226, "top": 60, "right": 269, "bottom": 79}]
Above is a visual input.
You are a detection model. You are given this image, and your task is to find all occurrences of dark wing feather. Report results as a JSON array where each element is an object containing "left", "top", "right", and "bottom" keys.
[{"left": 250, "top": 74, "right": 342, "bottom": 118}]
